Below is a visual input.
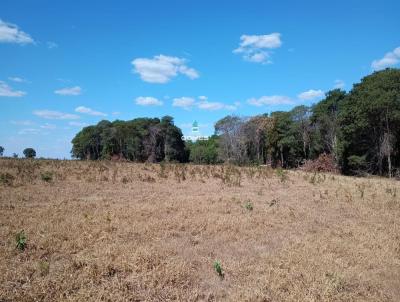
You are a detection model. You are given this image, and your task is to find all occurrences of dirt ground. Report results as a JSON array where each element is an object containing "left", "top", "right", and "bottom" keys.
[{"left": 1, "top": 159, "right": 399, "bottom": 301}]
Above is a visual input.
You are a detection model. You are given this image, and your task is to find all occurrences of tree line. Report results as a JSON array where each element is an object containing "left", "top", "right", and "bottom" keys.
[
  {"left": 71, "top": 116, "right": 187, "bottom": 162},
  {"left": 0, "top": 146, "right": 36, "bottom": 159},
  {"left": 71, "top": 68, "right": 400, "bottom": 177}
]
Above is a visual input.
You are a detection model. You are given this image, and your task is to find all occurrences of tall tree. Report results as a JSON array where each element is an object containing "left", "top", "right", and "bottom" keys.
[
  {"left": 339, "top": 68, "right": 400, "bottom": 176},
  {"left": 311, "top": 89, "right": 346, "bottom": 162},
  {"left": 291, "top": 105, "right": 313, "bottom": 160}
]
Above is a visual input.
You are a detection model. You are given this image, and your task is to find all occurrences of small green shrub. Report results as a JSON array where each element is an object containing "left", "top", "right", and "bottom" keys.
[
  {"left": 41, "top": 171, "right": 53, "bottom": 182},
  {"left": 244, "top": 201, "right": 253, "bottom": 211},
  {"left": 213, "top": 260, "right": 223, "bottom": 277},
  {"left": 15, "top": 230, "right": 27, "bottom": 251}
]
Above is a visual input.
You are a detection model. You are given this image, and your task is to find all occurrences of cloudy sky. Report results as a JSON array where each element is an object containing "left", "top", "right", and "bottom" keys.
[{"left": 1, "top": 0, "right": 399, "bottom": 158}]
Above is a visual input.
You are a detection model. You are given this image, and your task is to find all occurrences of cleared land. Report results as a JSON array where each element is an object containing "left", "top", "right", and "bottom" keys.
[{"left": 1, "top": 159, "right": 400, "bottom": 301}]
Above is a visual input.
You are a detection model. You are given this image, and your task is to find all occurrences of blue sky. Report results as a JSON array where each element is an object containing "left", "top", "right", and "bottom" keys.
[{"left": 1, "top": 0, "right": 399, "bottom": 158}]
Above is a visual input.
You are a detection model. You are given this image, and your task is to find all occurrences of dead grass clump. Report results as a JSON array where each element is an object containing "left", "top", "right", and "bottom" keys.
[{"left": 0, "top": 172, "right": 15, "bottom": 186}]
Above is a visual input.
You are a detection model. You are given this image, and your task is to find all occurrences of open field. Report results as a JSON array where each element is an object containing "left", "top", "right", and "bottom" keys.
[{"left": 1, "top": 159, "right": 400, "bottom": 301}]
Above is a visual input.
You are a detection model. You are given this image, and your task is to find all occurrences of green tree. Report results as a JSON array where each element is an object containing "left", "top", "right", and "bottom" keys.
[
  {"left": 267, "top": 111, "right": 300, "bottom": 167},
  {"left": 71, "top": 116, "right": 187, "bottom": 163},
  {"left": 339, "top": 68, "right": 400, "bottom": 176},
  {"left": 311, "top": 89, "right": 346, "bottom": 162},
  {"left": 187, "top": 135, "right": 219, "bottom": 164},
  {"left": 23, "top": 148, "right": 36, "bottom": 158},
  {"left": 0, "top": 146, "right": 4, "bottom": 157}
]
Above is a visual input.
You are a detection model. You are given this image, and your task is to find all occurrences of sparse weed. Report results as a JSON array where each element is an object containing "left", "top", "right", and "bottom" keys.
[
  {"left": 221, "top": 165, "right": 241, "bottom": 187},
  {"left": 356, "top": 183, "right": 366, "bottom": 198},
  {"left": 385, "top": 186, "right": 397, "bottom": 198},
  {"left": 269, "top": 199, "right": 278, "bottom": 207},
  {"left": 275, "top": 168, "right": 288, "bottom": 182},
  {"left": 244, "top": 200, "right": 253, "bottom": 211},
  {"left": 213, "top": 260, "right": 223, "bottom": 277},
  {"left": 15, "top": 230, "right": 27, "bottom": 251},
  {"left": 138, "top": 174, "right": 156, "bottom": 183},
  {"left": 38, "top": 260, "right": 50, "bottom": 276},
  {"left": 158, "top": 162, "right": 168, "bottom": 178},
  {"left": 41, "top": 171, "right": 53, "bottom": 182}
]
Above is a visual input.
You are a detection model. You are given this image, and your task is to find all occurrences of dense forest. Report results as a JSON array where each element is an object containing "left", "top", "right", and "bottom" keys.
[{"left": 71, "top": 68, "right": 400, "bottom": 177}]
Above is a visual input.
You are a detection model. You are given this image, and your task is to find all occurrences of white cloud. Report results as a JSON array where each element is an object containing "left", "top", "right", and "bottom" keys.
[
  {"left": 112, "top": 111, "right": 121, "bottom": 116},
  {"left": 0, "top": 81, "right": 26, "bottom": 97},
  {"left": 54, "top": 86, "right": 82, "bottom": 96},
  {"left": 40, "top": 123, "right": 56, "bottom": 130},
  {"left": 46, "top": 41, "right": 58, "bottom": 49},
  {"left": 298, "top": 89, "right": 324, "bottom": 101},
  {"left": 333, "top": 79, "right": 345, "bottom": 89},
  {"left": 75, "top": 106, "right": 107, "bottom": 116},
  {"left": 247, "top": 95, "right": 294, "bottom": 106},
  {"left": 0, "top": 19, "right": 34, "bottom": 44},
  {"left": 69, "top": 121, "right": 88, "bottom": 127},
  {"left": 18, "top": 128, "right": 40, "bottom": 135},
  {"left": 8, "top": 77, "right": 27, "bottom": 83},
  {"left": 33, "top": 110, "right": 80, "bottom": 120},
  {"left": 371, "top": 47, "right": 400, "bottom": 70},
  {"left": 197, "top": 100, "right": 237, "bottom": 111},
  {"left": 135, "top": 96, "right": 163, "bottom": 106},
  {"left": 172, "top": 96, "right": 237, "bottom": 111},
  {"left": 131, "top": 55, "right": 199, "bottom": 83},
  {"left": 173, "top": 97, "right": 196, "bottom": 109},
  {"left": 11, "top": 120, "right": 34, "bottom": 126},
  {"left": 233, "top": 33, "right": 282, "bottom": 64}
]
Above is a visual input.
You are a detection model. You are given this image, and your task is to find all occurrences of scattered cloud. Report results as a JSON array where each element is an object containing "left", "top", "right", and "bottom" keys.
[
  {"left": 247, "top": 95, "right": 294, "bottom": 106},
  {"left": 0, "top": 81, "right": 26, "bottom": 97},
  {"left": 11, "top": 120, "right": 34, "bottom": 126},
  {"left": 46, "top": 41, "right": 58, "bottom": 49},
  {"left": 131, "top": 55, "right": 199, "bottom": 83},
  {"left": 333, "top": 79, "right": 345, "bottom": 89},
  {"left": 18, "top": 128, "right": 40, "bottom": 135},
  {"left": 135, "top": 96, "right": 163, "bottom": 106},
  {"left": 371, "top": 47, "right": 400, "bottom": 70},
  {"left": 33, "top": 110, "right": 80, "bottom": 120},
  {"left": 75, "top": 106, "right": 107, "bottom": 116},
  {"left": 54, "top": 86, "right": 82, "bottom": 96},
  {"left": 298, "top": 89, "right": 324, "bottom": 101},
  {"left": 8, "top": 76, "right": 28, "bottom": 83},
  {"left": 57, "top": 78, "right": 71, "bottom": 83},
  {"left": 69, "top": 121, "right": 88, "bottom": 127},
  {"left": 233, "top": 33, "right": 282, "bottom": 64},
  {"left": 40, "top": 123, "right": 56, "bottom": 130},
  {"left": 0, "top": 19, "right": 34, "bottom": 44},
  {"left": 197, "top": 100, "right": 237, "bottom": 111},
  {"left": 173, "top": 97, "right": 196, "bottom": 110},
  {"left": 173, "top": 96, "right": 237, "bottom": 111},
  {"left": 112, "top": 111, "right": 121, "bottom": 116}
]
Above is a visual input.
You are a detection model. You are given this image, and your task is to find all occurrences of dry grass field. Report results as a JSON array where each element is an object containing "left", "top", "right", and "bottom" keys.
[{"left": 1, "top": 159, "right": 400, "bottom": 301}]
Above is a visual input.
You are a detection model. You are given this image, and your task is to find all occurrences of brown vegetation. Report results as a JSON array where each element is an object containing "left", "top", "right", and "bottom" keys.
[
  {"left": 1, "top": 158, "right": 400, "bottom": 301},
  {"left": 300, "top": 153, "right": 339, "bottom": 174}
]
